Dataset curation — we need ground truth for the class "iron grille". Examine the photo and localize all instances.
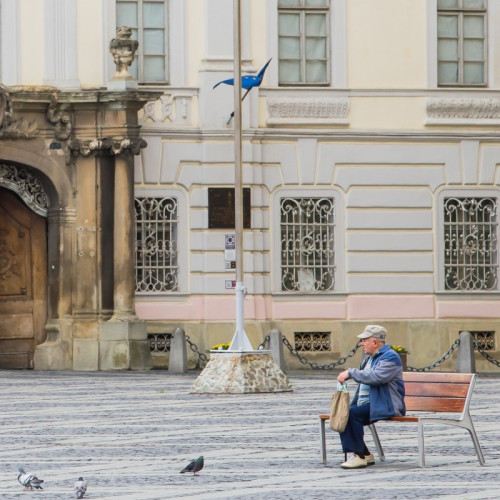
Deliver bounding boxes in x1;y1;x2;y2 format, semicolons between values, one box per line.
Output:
444;197;498;291
148;333;172;353
460;331;495;351
280;197;335;292
135;197;179;292
294;332;331;352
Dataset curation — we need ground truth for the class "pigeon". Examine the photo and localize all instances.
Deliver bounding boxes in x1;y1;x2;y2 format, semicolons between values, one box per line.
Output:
18;467;44;490
180;455;204;476
74;477;88;498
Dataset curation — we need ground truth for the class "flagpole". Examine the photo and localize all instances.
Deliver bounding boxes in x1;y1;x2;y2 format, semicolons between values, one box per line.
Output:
229;0;252;351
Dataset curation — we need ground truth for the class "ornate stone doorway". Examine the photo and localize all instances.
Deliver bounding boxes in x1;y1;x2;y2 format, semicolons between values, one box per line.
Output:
0;188;47;369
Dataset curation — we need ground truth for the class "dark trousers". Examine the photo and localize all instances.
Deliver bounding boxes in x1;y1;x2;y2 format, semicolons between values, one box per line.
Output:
339;403;371;455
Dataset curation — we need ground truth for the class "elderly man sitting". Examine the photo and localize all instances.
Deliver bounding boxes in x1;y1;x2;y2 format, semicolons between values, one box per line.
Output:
336;325;406;469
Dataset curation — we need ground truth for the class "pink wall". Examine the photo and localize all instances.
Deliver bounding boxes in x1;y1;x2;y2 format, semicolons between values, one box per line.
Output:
136;294;498;321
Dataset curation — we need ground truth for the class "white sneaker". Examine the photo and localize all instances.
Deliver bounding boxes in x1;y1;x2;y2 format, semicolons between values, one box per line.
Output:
365;453;375;466
340;454;368;469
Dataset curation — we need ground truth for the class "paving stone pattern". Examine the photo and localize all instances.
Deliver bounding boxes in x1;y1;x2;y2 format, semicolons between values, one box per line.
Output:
0;370;499;499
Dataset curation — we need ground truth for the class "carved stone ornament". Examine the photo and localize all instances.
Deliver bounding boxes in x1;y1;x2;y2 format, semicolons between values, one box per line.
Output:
0;163;49;217
110;26;139;80
47;92;72;140
68;137;147;159
0;228;22;282
427;97;500;123
267;97;350;125
0;84;39;139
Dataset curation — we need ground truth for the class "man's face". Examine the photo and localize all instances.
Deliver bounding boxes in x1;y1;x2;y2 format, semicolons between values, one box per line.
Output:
361;337;381;355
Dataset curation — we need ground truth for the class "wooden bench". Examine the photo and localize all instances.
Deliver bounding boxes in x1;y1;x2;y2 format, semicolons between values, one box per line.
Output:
319;372;485;467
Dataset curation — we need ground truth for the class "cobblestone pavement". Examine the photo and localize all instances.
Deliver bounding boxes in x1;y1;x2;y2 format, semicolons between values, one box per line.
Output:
0;369;499;500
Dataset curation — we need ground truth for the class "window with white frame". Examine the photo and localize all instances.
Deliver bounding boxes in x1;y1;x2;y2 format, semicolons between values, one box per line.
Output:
116;0;168;83
280;196;336;292
437;0;487;86
135;197;178;292
443;196;498;291
278;0;329;85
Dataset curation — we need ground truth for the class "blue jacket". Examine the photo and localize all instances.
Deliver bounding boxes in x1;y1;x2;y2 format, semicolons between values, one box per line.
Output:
347;344;406;422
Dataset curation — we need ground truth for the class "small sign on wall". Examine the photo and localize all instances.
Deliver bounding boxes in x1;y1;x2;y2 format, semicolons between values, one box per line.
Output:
225;234;236;271
225;233;236;260
225;260;236;271
208;187;251;229
225;280;236;289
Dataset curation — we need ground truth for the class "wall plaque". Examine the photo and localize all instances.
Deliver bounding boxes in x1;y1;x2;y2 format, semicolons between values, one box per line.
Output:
208;187;251;229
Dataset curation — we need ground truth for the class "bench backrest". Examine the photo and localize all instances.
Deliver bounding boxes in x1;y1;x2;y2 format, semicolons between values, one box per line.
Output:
402;372;476;413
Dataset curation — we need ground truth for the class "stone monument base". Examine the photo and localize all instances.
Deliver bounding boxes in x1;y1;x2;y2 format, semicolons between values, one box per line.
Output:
190;351;293;394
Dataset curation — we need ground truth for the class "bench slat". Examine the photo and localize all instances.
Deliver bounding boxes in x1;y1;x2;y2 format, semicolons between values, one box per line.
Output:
404;381;470;398
402;372;474;384
404;396;465;413
389;416;419;422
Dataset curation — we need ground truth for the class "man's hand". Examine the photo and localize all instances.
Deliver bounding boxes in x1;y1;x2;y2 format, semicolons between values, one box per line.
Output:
337;369;349;384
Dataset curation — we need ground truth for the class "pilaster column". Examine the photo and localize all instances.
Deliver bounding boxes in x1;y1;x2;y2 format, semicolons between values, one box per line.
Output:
111;152;137;320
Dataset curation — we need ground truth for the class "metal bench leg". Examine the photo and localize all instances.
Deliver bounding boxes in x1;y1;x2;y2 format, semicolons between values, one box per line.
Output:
417;420;425;468
368;424;385;462
462;416;486;466
319;418;327;465
468;427;485;466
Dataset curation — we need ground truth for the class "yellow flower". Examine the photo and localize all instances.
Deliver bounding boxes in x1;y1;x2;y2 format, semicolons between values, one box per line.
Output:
211;342;230;350
391;344;409;354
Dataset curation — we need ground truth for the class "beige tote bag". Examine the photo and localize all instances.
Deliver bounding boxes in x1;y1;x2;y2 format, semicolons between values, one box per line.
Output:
329;383;350;432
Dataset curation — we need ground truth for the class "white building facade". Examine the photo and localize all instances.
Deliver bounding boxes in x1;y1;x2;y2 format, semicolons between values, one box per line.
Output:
1;0;499;371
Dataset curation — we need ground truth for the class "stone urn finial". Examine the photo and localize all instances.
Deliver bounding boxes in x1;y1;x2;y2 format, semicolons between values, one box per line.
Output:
110;26;139;81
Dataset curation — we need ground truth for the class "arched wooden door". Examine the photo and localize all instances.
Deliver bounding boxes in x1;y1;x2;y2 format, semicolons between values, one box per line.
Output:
0;188;47;368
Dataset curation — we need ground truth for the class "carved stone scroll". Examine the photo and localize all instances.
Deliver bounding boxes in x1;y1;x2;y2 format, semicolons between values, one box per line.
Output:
426;97;500;124
68;137;147;160
267;97;350;125
0;84;39;139
47;93;72;140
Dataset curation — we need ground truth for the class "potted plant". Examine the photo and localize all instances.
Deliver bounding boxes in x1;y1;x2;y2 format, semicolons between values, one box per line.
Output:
391;345;409;371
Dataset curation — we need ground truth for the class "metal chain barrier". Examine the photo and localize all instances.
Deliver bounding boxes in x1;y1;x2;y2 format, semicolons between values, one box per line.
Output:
281;337;361;370
276;335;464;372
186;333;500;371
473;338;500;368
258;335;270;350
185;335;209;363
406;338;461;372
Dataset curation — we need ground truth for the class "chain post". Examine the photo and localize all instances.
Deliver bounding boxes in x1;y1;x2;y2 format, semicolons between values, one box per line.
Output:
473;338;500;368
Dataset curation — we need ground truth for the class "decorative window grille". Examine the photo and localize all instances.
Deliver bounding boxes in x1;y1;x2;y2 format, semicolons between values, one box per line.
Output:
437;0;487;86
294;332;331;352
460;330;495;350
135;197;178;293
444;197;498;291
116;0;168;83
278;0;329;85
148;333;172;353
280;197;335;292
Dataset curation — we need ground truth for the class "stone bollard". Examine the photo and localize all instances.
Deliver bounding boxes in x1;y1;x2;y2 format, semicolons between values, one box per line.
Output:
168;327;188;374
269;329;286;372
456;331;476;373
